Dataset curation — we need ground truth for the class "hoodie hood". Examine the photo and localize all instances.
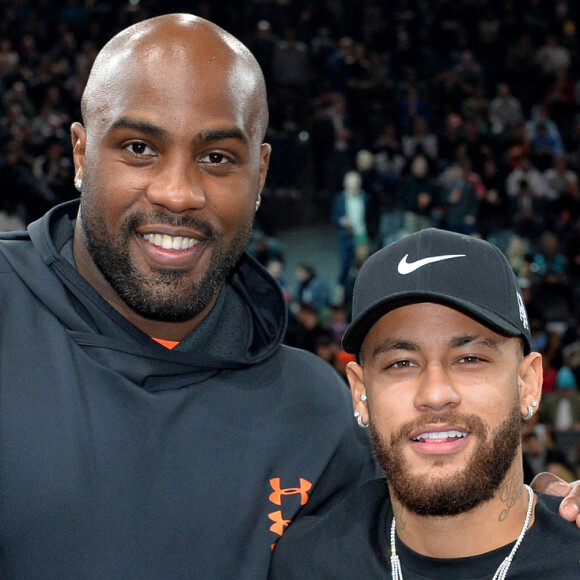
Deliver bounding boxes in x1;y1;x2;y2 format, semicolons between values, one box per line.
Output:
0;201;287;384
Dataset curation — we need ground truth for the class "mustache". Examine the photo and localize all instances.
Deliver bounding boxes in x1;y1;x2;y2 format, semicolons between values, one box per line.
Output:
389;411;488;446
126;211;217;237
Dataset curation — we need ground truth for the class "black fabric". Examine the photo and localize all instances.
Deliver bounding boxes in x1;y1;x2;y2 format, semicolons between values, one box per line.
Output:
268;478;580;579
0;201;377;579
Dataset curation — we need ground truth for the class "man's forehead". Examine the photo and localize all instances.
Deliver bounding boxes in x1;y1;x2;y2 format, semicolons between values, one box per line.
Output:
361;303;511;358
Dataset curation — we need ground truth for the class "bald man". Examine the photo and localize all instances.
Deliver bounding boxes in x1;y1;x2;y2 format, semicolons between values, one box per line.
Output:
0;14;375;579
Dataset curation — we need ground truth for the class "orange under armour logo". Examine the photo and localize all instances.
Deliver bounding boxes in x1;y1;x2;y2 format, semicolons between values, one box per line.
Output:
268;510;290;536
267;477;313;541
269;477;312;506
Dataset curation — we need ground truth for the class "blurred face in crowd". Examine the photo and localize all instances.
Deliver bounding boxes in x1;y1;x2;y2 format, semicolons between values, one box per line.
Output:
71;15;271;335
348;302;542;516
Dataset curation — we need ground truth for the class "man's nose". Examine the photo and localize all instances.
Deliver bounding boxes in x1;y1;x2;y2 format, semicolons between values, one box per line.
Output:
413;362;461;412
146;161;206;213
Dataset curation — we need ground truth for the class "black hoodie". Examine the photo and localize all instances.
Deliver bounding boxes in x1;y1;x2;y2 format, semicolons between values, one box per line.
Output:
0;201;375;579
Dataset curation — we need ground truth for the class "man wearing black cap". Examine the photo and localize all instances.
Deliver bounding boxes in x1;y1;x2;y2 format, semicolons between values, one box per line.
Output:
269;228;580;578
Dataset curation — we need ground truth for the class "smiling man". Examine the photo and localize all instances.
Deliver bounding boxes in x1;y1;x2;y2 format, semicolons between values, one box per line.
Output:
0;14;377;579
269;229;580;579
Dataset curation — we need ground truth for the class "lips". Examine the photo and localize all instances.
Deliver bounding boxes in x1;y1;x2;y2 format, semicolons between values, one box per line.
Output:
135;226;206;269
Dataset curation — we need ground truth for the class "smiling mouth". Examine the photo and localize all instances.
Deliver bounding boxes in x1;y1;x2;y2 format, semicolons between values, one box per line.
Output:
141;233;200;251
412;430;469;442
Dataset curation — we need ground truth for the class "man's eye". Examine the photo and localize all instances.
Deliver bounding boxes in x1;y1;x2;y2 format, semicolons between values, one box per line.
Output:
127;142;154;156
201;153;230;164
390;360;415;369
458;356;483;364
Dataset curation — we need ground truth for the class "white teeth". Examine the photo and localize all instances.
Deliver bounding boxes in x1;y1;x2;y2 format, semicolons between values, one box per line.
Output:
142;234;198;250
413;430;468;441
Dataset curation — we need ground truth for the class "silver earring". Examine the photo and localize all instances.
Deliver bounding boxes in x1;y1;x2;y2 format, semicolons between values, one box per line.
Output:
531;400;538;407
357;414;369;429
255;198;261;211
74;178;82;192
361;394;367;402
524;405;534;421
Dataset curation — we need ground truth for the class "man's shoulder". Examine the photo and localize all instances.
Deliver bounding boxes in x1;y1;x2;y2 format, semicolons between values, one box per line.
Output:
269;478;389;578
533;491;580;538
514;492;580;577
277;344;351;400
0;231;32;274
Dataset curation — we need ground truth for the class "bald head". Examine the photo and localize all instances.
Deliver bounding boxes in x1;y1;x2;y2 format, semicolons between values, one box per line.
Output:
81;13;269;141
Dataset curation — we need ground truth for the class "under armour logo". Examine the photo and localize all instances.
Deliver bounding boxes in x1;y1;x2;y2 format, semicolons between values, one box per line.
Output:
268;511;291;536
269;477;312;506
267;477;313;542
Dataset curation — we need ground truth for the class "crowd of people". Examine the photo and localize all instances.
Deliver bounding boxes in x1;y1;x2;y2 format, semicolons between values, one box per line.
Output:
1;1;580;477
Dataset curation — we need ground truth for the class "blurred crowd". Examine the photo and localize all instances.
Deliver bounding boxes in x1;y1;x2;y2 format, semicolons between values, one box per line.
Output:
2;0;580;477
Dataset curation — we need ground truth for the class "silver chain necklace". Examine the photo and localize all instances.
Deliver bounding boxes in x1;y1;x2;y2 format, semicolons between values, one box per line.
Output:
390;485;534;580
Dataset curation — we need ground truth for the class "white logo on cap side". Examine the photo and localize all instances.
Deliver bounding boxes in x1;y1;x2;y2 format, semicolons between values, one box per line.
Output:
397;253;466;275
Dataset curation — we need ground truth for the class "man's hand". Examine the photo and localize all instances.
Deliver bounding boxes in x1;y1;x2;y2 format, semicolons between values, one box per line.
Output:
531;473;580;526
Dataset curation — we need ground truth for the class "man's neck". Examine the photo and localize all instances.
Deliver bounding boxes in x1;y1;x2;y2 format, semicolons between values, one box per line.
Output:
391;475;535;559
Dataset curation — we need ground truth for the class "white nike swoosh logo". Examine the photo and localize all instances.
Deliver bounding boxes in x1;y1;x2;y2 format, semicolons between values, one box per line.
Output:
397;253;466;274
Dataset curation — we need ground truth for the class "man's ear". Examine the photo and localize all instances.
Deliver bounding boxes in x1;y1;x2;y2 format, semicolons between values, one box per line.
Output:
70;122;87;185
519;351;543;419
346;361;369;425
258;142;271;192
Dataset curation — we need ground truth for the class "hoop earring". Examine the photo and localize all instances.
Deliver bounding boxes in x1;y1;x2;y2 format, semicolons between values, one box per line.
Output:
354;411;369;429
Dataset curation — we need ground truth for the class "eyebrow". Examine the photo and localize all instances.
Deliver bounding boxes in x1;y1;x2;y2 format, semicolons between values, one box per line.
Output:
367;334;499;362
109;117;249;147
109;118;170;142
369;339;419;362
449;334;500;350
193;128;249;146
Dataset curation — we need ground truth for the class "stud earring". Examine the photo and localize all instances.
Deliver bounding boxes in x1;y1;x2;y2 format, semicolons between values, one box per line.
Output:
255;198;261;211
74;178;82;192
361;394;367;402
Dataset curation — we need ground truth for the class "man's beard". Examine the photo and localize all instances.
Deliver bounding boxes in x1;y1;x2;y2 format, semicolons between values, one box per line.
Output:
371;400;522;516
79;197;253;322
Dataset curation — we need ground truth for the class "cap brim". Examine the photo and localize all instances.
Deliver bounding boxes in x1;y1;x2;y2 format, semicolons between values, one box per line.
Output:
342;291;530;356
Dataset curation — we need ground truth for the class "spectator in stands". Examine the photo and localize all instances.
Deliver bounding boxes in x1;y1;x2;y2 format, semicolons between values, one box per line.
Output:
331;170;371;288
523;431;576;484
510;178;546;242
398;153;438;234
544;153;578;198
529;122;566;171
488;82;525;136
538;366;580;432
293;263;330;315
506;155;554;199
401;116;438;164
535;32;572;79
443;162;479;235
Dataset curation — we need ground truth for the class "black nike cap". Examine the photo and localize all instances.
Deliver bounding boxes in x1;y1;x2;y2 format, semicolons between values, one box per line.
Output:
342;228;531;357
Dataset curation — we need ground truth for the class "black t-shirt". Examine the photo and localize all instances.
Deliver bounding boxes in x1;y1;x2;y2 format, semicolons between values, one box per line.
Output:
268;478;580;579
